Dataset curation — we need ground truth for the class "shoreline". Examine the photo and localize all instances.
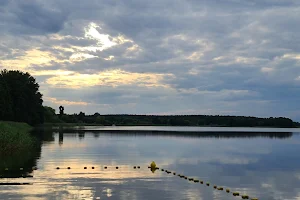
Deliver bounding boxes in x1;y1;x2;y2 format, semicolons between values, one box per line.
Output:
41;123;300;129
39;124;300;133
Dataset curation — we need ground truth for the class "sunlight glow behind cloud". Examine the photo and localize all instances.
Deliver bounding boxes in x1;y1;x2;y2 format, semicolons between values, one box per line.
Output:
46;69;175;89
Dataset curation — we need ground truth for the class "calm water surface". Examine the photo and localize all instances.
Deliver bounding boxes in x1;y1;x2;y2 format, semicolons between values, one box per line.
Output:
1;126;300;200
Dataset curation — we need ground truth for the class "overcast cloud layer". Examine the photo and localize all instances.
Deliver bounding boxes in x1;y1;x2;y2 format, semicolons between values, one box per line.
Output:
1;0;300;120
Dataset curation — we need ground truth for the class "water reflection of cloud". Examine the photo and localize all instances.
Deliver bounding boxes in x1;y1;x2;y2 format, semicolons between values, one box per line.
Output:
262;183;272;188
2;132;300;200
177;156;259;165
120;190;137;200
181;188;202;200
104;188;112;197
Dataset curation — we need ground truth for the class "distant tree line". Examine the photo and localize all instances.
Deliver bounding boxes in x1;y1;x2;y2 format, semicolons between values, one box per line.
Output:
0;70;44;125
53;110;298;128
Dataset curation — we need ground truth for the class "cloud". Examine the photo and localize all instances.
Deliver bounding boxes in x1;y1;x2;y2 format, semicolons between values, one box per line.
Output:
44;97;90;106
45;69;174;88
1;0;300;120
9;0;67;35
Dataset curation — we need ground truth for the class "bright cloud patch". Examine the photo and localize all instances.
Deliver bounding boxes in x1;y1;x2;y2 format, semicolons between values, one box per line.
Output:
70;53;98;62
46;69;174;88
282;54;300;60
84;23;117;51
83;22;135;52
44;97;90;106
0;49;66;70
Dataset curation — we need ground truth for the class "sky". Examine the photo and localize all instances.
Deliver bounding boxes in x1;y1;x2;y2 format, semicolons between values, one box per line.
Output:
0;0;300;120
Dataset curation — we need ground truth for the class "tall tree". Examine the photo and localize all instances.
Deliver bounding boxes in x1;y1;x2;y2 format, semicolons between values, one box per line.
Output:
0;74;13;120
0;69;44;125
59;105;64;115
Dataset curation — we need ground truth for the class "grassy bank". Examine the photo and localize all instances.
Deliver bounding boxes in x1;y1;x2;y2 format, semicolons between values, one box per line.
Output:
0;121;35;155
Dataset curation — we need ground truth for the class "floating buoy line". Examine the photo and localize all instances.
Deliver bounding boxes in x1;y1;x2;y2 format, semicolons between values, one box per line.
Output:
148;161;258;200
0;161;259;199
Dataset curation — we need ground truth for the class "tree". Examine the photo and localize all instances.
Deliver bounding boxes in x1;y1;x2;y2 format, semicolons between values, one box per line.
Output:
95;116;105;124
93;112;101;117
59;106;64;115
0;75;13;120
0;69;44;125
78;112;85;122
152;117;162;124
43;106;62;123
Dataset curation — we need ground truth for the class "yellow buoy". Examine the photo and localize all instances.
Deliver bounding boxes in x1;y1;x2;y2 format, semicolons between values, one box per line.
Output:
150;161;156;169
151;167;158;173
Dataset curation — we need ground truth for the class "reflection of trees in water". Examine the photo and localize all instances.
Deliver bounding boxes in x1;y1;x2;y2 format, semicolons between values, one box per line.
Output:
37;129;293;149
58;128;64;146
93;132;100;138
78;132;85;140
48;132;99;146
32;128;55;144
0;129;55;179
0;138;41;178
59;132;63;146
59;126;64;146
116;131;293;139
55;129;293;139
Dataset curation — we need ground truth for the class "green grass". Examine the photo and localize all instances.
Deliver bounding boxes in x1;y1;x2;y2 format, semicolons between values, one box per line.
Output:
0;121;35;155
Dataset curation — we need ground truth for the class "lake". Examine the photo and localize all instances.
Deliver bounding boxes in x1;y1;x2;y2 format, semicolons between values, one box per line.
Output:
1;126;300;200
